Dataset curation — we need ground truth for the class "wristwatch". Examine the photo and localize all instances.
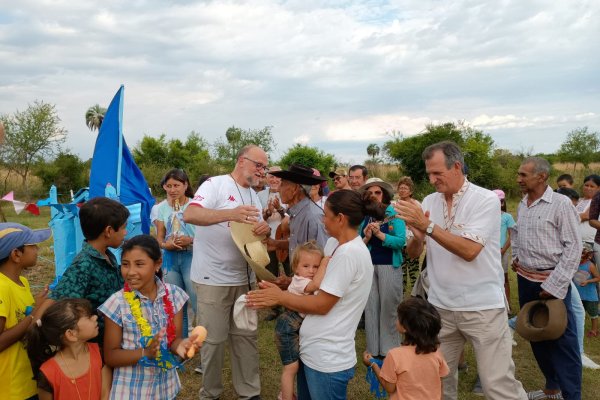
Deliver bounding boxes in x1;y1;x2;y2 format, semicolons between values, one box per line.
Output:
425;222;435;236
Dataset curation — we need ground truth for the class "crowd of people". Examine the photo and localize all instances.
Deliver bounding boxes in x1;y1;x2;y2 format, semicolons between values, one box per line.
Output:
0;142;598;400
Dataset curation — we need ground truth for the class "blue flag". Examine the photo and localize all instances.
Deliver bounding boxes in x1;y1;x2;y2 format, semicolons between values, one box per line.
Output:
89;85;155;233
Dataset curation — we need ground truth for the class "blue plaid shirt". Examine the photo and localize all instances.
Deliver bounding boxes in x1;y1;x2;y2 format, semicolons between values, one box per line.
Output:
98;279;188;400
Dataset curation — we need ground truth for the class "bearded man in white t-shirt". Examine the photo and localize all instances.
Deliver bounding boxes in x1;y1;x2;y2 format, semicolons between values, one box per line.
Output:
183;144;271;400
395;141;526;400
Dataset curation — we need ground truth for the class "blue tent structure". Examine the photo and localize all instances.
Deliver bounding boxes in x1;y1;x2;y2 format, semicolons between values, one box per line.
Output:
39;85;155;286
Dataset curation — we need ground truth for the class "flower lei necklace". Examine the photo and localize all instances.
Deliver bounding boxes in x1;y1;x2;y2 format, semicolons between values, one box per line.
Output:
123;281;179;370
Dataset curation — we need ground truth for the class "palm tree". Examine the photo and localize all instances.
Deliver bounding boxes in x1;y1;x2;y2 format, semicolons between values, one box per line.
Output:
367;143;380;160
85;104;107;132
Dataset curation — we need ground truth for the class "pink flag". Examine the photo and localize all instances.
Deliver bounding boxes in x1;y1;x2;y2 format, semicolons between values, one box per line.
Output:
1;191;14;201
1;191;41;215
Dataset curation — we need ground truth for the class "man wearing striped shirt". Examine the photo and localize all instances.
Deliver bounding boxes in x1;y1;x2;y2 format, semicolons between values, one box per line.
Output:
512;156;582;400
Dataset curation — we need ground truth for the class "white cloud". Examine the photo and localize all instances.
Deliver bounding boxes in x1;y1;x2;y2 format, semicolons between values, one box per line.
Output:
0;0;599;161
324;114;435;141
294;135;310;145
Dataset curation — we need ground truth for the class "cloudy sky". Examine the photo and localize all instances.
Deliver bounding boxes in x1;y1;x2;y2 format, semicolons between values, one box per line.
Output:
1;0;599;164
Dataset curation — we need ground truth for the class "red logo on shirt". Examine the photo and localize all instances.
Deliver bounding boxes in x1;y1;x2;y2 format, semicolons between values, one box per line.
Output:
193;195;204;201
228;195;236;202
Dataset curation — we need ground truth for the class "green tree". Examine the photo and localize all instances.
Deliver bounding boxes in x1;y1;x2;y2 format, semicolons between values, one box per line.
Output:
213;126;276;169
85;104;107;132
366;143;380;160
34;151;87;200
492;148;524;198
133;131;215;193
277;144;336;176
557;126;600;169
133;134;169;166
0;101;66;190
384;122;463;182
462;126;498;187
383;122;498;188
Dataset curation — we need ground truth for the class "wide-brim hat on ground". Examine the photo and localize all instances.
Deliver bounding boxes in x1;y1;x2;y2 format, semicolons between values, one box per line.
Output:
515;299;567;342
269;164;327;186
0;222;52;259
230;221;276;281
358;178;395;199
328;168;348;178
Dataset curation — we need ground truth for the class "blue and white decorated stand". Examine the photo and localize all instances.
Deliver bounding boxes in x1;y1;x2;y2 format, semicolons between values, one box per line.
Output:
39;85;155;286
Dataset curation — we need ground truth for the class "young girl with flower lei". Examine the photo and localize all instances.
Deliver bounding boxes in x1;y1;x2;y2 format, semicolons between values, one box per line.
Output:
98;235;201;399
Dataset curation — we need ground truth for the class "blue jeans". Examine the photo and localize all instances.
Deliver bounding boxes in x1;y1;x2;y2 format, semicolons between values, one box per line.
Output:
297;360;354;400
570;281;585;354
518;276;581;399
164;250;195;337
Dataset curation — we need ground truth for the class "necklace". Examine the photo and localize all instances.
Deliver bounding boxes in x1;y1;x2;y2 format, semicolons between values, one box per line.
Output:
59;347;91;400
443;182;470;231
230;174;253;206
123;282;178;370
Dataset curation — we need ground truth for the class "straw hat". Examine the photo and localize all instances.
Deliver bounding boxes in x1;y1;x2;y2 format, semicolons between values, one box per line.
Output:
515;299;567;342
358;177;395;199
230;221;276;281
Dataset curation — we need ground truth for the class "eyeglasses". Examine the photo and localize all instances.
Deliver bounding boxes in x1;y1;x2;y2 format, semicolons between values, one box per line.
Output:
243;157;269;172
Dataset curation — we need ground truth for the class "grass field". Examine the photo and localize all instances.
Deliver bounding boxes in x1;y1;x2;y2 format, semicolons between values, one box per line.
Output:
5;205;599;400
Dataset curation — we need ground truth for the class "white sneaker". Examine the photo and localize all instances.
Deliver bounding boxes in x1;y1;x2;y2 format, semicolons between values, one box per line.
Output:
582;353;600;369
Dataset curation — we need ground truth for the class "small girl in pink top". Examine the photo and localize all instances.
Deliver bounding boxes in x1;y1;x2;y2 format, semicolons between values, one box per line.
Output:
363;297;449;400
275;241;329;400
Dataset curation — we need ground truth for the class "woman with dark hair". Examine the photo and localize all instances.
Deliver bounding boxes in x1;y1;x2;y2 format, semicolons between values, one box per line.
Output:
247;189;373;399
358;178;406;361
156;168;196;337
396;176;421;292
577;174;600;247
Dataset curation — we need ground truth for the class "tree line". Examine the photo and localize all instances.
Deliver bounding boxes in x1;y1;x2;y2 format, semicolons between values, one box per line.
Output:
1;101;599;201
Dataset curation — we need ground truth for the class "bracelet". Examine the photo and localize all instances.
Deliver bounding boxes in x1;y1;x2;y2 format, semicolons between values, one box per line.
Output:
141;347;145;359
371;362;377;369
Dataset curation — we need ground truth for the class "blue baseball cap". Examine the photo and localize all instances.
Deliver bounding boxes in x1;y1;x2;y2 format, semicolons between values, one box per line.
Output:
0;223;51;259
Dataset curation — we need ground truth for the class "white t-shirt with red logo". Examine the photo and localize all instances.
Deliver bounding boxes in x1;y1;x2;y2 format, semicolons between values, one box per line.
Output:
189;174;263;286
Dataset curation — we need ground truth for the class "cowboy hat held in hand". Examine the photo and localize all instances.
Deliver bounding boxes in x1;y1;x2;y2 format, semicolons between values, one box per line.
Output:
230;221;276;281
515;299;567;342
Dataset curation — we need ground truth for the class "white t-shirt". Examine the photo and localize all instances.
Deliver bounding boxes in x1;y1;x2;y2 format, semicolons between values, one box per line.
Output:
189;175;263;286
150;199;167;229
576;198;596;243
423;183;505;311
257;190;285;239
300;236;373;373
289;275;312;318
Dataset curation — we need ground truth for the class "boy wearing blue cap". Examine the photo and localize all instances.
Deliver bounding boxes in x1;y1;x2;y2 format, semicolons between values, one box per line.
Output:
0;222;51;400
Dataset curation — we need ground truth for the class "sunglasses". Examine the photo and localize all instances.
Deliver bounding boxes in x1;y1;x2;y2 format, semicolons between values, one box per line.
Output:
333;175;346;182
